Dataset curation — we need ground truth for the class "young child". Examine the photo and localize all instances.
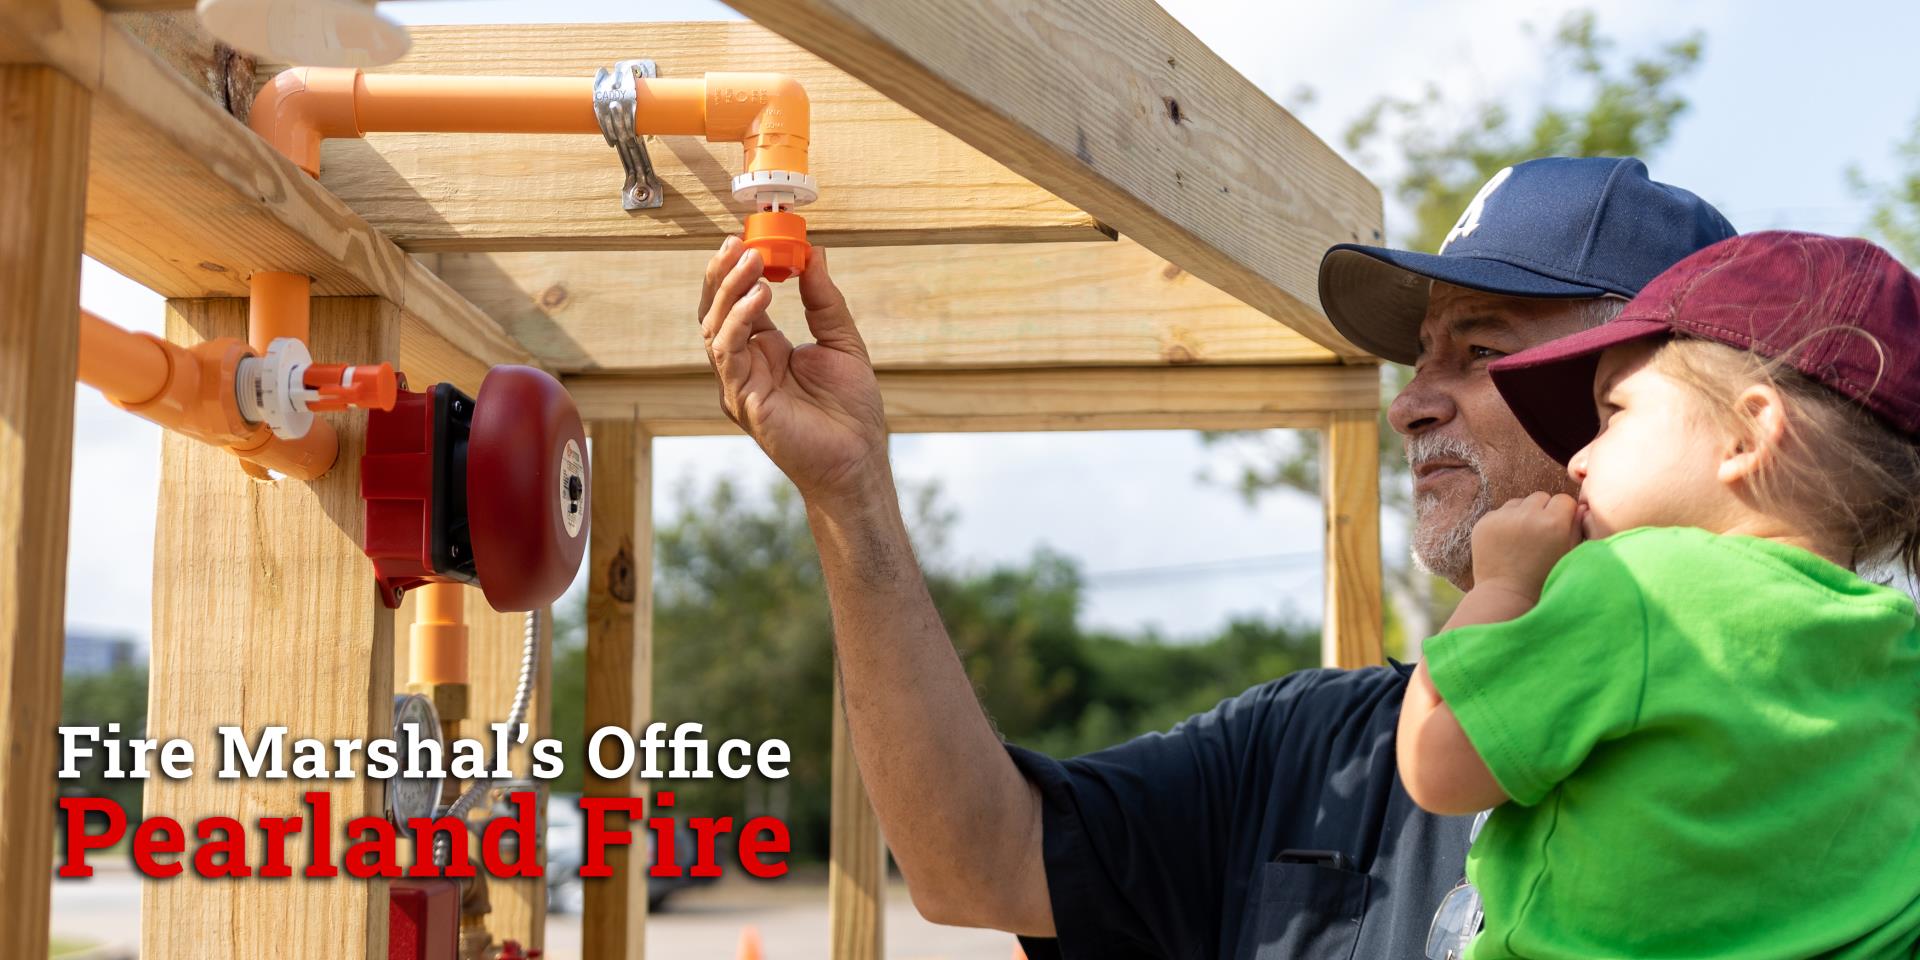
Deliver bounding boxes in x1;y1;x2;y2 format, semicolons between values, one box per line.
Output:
1398;230;1920;959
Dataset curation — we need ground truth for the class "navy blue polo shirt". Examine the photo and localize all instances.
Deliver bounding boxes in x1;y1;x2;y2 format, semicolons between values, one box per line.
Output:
1006;662;1472;959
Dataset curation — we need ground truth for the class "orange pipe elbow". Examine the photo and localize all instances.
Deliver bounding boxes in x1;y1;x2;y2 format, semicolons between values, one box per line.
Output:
409;581;469;685
701;72;811;176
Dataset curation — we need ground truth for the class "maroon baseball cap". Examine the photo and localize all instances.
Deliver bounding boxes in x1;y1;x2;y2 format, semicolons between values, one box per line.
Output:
1488;230;1920;464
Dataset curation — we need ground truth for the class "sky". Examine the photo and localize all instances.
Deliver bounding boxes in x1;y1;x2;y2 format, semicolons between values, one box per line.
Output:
64;0;1920;646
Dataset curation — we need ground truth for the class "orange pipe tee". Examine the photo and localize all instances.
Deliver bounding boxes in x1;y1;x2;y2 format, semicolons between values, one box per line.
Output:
76;308;338;481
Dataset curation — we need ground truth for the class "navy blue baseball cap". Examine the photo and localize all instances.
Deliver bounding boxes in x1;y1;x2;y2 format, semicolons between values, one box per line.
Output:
1318;157;1736;365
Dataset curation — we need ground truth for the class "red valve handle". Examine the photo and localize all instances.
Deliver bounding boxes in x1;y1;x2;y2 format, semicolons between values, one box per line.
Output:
304;362;398;412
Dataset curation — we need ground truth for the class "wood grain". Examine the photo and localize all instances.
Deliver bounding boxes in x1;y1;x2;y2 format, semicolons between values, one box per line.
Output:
436;238;1334;374
258;22;1106;251
0;65;88;960
723;0;1381;357
142;297;399;960
465;599;553;954
565;364;1376;435
583;421;654;960
829;671;885;960
1322;409;1384;667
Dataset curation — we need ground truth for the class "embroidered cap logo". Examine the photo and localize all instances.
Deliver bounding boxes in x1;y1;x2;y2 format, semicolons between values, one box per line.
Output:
1439;167;1513;253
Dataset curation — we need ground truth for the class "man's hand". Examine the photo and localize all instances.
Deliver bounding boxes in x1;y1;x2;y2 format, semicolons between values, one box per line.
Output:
1469;492;1584;601
699;237;890;505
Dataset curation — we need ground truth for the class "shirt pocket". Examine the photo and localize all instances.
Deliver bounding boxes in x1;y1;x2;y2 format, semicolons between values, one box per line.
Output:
1247;861;1369;960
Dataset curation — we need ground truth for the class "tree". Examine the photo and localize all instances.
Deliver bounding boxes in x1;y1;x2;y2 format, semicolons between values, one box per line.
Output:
62;664;150;817
1852;108;1920;266
547;477;1322;861
1209;10;1705;653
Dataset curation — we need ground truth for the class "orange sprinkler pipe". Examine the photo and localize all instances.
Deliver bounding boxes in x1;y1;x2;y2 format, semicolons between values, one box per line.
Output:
250;67;807;177
250;66;814;278
409;581;469;685
248;270;310;353
76;308;338;481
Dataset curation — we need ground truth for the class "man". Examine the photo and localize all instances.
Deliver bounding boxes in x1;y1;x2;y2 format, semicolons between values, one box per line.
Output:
695;157;1733;958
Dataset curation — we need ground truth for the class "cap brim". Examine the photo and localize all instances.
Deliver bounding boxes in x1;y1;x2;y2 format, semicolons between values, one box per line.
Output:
1319;245;1611;365
1488;318;1675;463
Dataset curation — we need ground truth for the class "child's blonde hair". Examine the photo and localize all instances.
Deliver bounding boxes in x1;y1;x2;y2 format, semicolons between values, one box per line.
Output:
1651;335;1920;582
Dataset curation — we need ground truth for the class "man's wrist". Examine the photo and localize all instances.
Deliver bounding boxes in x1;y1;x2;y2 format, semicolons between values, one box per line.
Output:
801;454;898;522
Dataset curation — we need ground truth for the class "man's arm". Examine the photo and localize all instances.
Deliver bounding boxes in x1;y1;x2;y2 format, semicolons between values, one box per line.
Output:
699;238;1054;934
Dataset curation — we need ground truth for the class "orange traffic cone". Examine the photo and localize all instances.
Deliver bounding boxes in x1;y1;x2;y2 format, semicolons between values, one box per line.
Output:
736;925;764;960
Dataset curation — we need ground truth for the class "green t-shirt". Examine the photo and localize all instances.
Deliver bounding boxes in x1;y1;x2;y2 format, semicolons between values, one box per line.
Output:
1425;526;1920;960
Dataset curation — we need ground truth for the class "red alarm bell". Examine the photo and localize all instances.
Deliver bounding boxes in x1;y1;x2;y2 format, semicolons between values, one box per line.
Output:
360;365;588;611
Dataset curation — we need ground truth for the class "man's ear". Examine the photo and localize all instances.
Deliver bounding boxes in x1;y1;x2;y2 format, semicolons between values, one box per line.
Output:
1717;383;1789;486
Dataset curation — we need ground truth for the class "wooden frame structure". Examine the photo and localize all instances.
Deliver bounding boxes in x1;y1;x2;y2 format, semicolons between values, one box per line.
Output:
0;1;1386;958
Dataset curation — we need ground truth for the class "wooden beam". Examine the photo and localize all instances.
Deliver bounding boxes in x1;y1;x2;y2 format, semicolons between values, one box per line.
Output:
465;599;553;955
262;22;1107;252
436;238;1335;374
584;421;653;960
565;364;1376;435
1322;409;1383;668
111;11;253;119
0;10;530;392
0;0;102;86
0;65;88;960
143;297;398;960
722;0;1381;358
829;671;884;960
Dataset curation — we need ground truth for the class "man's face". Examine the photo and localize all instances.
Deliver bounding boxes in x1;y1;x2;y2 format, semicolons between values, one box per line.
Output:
1389;282;1599;589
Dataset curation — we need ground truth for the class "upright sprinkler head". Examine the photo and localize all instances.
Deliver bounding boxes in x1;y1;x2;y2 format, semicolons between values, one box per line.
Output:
197;0;410;68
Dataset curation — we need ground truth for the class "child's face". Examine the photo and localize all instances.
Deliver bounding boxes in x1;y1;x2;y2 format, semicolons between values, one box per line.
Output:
1566;342;1738;541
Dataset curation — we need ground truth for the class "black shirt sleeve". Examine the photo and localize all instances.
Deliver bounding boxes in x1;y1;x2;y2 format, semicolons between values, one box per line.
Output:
1006;669;1337;959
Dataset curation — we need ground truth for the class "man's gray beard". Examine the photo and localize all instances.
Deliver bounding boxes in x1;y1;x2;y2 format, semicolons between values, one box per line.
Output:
1408;434;1492;588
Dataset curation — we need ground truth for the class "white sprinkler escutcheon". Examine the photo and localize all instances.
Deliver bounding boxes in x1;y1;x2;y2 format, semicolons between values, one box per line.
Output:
731;170;819;211
235;336;318;440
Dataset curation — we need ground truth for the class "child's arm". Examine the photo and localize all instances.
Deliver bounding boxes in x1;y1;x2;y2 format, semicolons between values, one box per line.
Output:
1397;492;1584;815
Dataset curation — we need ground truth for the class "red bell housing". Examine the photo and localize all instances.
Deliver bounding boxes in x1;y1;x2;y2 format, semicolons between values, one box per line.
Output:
361;365;588;611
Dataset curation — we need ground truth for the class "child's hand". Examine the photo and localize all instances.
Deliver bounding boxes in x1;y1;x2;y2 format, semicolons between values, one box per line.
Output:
1469;492;1584;600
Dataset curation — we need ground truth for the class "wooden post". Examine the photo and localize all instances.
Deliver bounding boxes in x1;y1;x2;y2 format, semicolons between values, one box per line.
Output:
1323;408;1384;668
466;598;553;953
142;296;399;960
829;670;885;960
0;64;89;960
583;420;651;960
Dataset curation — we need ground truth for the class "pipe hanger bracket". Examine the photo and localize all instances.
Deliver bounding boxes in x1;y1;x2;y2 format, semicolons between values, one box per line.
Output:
594;58;667;211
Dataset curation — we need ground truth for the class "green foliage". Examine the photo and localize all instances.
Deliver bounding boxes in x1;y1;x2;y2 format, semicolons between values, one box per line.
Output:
1852;109;1920;266
1345;10;1704;255
61;664;150;817
547;478;1320;862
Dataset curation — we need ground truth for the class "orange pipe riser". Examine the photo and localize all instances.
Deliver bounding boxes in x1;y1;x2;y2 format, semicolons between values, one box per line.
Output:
249;271;311;354
252;68;809;177
409;581;469;686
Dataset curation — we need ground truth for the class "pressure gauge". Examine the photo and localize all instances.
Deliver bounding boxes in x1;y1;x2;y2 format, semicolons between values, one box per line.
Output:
388;693;443;825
